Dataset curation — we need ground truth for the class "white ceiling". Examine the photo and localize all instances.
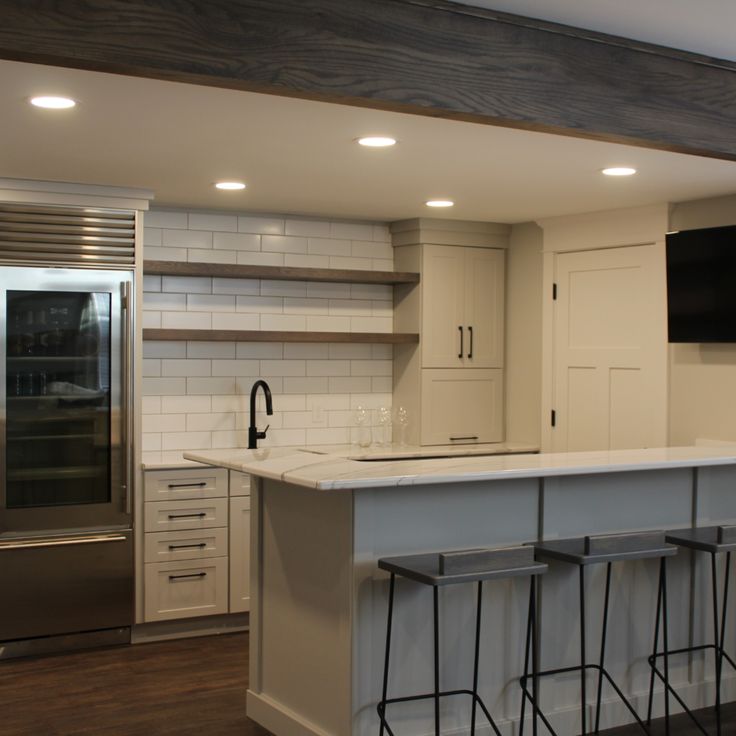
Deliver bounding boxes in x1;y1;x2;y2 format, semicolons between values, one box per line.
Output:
2;1;736;224
451;0;736;61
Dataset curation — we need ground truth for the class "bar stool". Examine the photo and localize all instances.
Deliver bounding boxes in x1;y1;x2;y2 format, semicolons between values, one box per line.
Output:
520;531;678;736
377;546;547;736
648;525;736;736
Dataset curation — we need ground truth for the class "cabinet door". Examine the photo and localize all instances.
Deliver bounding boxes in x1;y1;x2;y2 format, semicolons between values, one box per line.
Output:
229;496;251;613
421;245;466;368
420;369;504;445
464;248;505;368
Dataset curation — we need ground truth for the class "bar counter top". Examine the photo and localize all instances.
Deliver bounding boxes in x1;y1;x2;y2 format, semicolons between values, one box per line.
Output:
184;444;736;490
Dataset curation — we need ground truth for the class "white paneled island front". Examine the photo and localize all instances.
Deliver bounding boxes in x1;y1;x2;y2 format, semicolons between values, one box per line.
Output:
185;445;736;736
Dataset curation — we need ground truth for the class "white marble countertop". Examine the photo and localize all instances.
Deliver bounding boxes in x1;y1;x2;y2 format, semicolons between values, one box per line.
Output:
183;444;736;490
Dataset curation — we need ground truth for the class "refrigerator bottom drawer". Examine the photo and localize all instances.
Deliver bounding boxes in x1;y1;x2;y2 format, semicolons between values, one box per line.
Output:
0;531;133;642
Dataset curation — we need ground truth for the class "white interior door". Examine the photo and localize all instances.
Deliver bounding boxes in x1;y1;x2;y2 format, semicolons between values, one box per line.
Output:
552;244;667;452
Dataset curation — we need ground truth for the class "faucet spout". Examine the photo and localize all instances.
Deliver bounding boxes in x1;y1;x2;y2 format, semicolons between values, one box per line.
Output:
248;380;273;449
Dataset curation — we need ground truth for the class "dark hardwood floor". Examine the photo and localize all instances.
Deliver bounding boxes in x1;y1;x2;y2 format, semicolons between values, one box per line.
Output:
0;631;731;735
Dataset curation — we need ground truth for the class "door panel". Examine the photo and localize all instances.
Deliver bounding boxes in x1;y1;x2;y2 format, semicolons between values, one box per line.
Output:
552;245;667;452
464;248;504;368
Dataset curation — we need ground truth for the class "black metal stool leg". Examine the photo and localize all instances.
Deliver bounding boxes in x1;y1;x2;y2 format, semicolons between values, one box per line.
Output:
662;557;670;736
433;585;440;736
379;573;395;736
594;562;612;733
520;576;534;736
471;580;483;736
532;575;540;736
647;562;663;726
719;552;731;734
711;552;722;736
580;565;587;736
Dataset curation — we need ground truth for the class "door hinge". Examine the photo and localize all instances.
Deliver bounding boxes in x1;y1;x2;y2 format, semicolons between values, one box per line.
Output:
552;282;557;300
551;409;556;427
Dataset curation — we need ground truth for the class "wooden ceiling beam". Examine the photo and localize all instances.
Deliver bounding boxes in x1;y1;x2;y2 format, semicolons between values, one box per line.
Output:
0;0;735;159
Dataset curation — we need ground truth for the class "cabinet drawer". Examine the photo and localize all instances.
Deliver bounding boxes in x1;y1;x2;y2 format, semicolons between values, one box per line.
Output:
144;467;228;502
144;498;228;533
144;528;229;564
421;368;504;445
229;470;251;497
144;557;228;622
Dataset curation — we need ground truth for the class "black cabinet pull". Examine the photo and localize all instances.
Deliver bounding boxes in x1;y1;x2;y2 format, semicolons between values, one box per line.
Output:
168;543;208;550
458;326;464;359
167;512;207;520
468;325;473;359
449;435;479;441
167;482;207;489
168;572;207;581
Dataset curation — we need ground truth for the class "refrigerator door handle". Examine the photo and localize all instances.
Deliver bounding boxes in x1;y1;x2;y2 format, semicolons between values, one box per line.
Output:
121;281;133;516
0;534;127;550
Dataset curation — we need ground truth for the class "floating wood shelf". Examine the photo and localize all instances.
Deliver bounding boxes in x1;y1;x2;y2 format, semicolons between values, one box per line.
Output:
143;329;419;344
144;260;419;285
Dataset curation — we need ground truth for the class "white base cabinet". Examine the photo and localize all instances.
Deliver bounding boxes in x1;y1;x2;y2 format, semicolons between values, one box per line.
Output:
142;467;250;622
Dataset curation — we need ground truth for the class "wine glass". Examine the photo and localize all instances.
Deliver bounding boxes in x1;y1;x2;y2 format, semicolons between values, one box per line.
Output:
354;405;371;448
394;406;409;447
377;406;392;448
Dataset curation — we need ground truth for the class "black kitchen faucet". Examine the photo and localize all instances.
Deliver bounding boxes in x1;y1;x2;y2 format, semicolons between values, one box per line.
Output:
248;379;273;449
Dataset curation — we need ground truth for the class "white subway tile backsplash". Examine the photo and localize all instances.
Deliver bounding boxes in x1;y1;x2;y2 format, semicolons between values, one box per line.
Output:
142;359;161;377
188;248;236;264
144;414;186;433
282;376;328;394
213;232;260;251
262;235;308;254
307;238;350;257
373;224;391;242
352;359;392;376
283;297;329;316
163;229;213;249
306;282;351;300
236;251;285;267
145;210;188;229
283;343;329;360
329;376;371;393
236;295;283;313
372;344;394;359
235;376;283;395
162;276;212;294
328;410;353;427
264;429;307;447
266;394;306;411
187;294;236;312
238;216;284;235
187;341;236;359
351;240;394;260
143;377;186;395
211;313;260;330
306;427;350;445
329;256;372;271
282;411;325;429
186;413;235;431
306;360;350;377
143;228;163;246
372;376;393;393
143;340;187;359
285;219;331;237
161;395;211;414
162;432;212;451
260;360;306;377
373;259;394;271
330;221;375;240
328;343;372;360
187;377;237;395
144;292;186;311
350;316;392;333
305;393;351;411
161;359;211;377
372;301;393;318
145;246;187;262
189;213;238;232
211;359;260;376
143;275;161;292
143;433;162;452
305;315;350;332
211;430;249;449
260;314;306;331
351;283;392;301
142;311;161;328
236;342;283;359
328;299;372;317
142;396;161;414
284;254;329;269
260;280;307;298
213;278;260;295
161;311;211;330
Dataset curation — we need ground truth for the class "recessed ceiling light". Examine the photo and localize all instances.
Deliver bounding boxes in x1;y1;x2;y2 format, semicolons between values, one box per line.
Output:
601;167;637;176
30;96;76;109
356;136;397;147
425;199;454;208
214;181;246;191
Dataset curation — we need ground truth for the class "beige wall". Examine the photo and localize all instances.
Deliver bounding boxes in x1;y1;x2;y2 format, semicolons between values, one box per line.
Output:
668;194;736;445
505;222;544;444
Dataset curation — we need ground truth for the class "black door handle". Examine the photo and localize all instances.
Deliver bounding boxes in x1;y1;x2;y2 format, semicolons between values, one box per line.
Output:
468;326;473;359
458;326;463;359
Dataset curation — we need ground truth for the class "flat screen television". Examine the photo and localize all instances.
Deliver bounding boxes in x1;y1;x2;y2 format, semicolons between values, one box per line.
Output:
666;225;736;343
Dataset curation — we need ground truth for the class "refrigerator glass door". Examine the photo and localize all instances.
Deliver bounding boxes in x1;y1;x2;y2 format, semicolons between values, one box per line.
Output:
0;266;131;535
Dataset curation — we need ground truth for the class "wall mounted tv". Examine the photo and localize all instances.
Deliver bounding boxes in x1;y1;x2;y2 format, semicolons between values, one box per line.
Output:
666;224;736;343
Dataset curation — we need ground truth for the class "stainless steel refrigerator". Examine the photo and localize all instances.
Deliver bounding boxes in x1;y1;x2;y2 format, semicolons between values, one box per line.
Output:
0;264;134;656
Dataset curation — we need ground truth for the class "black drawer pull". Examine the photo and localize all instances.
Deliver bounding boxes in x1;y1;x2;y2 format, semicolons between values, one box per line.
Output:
468;325;473;359
168;572;207;581
167;482;208;489
167;512;207;520
449;435;479;441
168;543;208;551
458;325;464;359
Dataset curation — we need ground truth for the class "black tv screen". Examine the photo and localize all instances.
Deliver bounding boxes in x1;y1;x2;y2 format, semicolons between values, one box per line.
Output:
666;225;736;343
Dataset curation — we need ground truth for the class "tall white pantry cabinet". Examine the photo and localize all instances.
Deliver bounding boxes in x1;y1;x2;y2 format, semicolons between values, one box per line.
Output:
392;219;509;446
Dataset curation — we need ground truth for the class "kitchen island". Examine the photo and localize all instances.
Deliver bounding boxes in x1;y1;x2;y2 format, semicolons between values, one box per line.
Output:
185;445;736;736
